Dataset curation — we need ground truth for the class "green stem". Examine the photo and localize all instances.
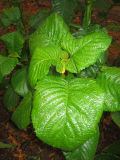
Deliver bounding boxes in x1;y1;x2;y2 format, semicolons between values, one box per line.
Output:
69;23;80;28
82;2;92;29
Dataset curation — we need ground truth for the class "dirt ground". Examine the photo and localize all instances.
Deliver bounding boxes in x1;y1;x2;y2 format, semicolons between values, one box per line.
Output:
0;0;120;160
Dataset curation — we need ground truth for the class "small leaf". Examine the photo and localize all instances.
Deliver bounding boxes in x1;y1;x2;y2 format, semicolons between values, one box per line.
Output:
3;85;19;111
28;46;64;88
63;127;99;160
95;154;120;160
96;66;120;111
109;23;120;31
0;77;9;90
0;142;14;149
0;55;18;81
11;67;29;96
111;112;120;128
93;0;110;10
0;7;21;27
11;91;32;129
32;76;103;150
0;14;11;28
103;141;120;155
0;31;25;56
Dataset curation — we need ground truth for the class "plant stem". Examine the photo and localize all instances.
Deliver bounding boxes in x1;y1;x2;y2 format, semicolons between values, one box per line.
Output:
83;2;92;29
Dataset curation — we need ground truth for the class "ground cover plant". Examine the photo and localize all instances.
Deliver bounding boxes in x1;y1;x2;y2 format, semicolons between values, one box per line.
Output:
0;0;120;159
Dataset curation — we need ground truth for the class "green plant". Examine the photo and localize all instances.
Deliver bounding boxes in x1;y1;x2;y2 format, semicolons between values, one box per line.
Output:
95;141;120;160
0;142;15;149
1;1;120;160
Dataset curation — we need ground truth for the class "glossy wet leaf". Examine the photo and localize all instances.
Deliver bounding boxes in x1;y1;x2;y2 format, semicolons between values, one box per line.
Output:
29;13;72;55
97;66;120;111
29;13;111;77
3;85;19;111
32;76;103;150
61;31;112;73
11;92;32;129
11;67;29;96
0;31;25;56
0;55;18;81
63;127;99;160
28;46;64;87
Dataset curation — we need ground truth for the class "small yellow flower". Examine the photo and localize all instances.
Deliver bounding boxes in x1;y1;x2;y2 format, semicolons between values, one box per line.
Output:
62;67;65;74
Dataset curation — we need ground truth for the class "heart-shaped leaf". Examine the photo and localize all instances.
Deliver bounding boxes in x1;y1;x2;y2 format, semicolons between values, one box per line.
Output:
32;76;103;150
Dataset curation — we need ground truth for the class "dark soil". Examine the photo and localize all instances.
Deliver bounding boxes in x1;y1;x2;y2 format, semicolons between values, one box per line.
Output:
0;0;120;160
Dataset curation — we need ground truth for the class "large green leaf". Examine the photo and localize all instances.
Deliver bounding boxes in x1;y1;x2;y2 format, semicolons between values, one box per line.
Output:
28;46;64;88
0;55;18;81
96;66;120;111
61;31;112;73
63;127;99;160
29;13;72;55
11;67;29;96
0;31;25;56
0;7;21;28
3;85;19;111
11;92;32;129
32;76;103;150
51;0;77;24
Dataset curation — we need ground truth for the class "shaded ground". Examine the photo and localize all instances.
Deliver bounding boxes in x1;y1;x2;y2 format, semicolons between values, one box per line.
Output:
0;0;120;160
